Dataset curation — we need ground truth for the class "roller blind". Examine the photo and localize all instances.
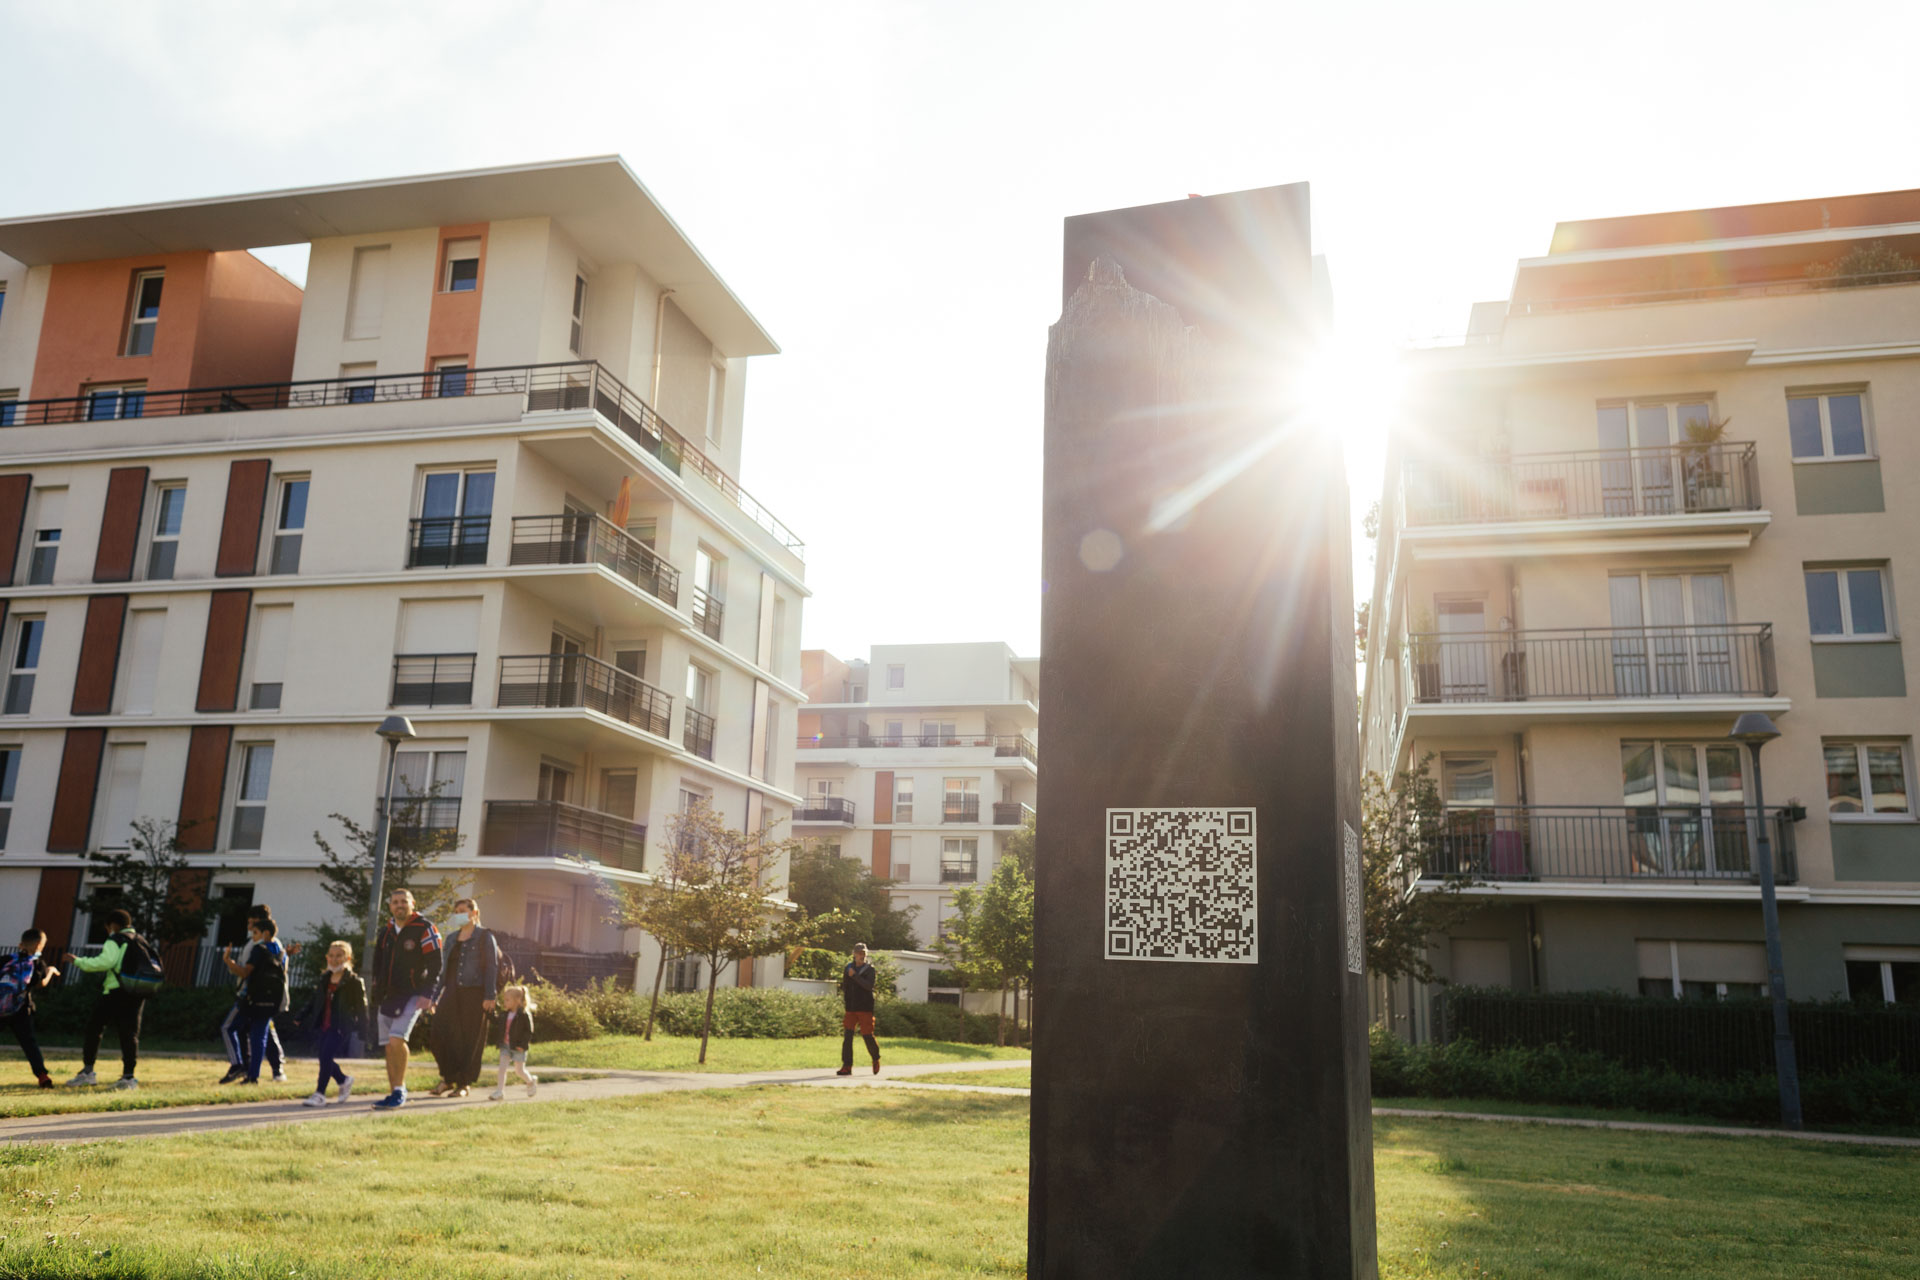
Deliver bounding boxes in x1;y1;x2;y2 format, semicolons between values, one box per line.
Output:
397;598;480;654
347;246;390;339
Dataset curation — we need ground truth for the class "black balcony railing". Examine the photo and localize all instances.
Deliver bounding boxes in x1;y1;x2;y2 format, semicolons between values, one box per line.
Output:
482;799;646;873
0;359;803;558
993;801;1035;826
391;653;477;707
374;794;463;839
1402;442;1762;527
497;653;673;737
941;858;979;884
943;796;981;824
1402;625;1776;703
407;516;491;568
690;586;724;641
683;706;716;760
796;733;1038;763
509;514;680;607
797;796;857;824
1421;805;1799;884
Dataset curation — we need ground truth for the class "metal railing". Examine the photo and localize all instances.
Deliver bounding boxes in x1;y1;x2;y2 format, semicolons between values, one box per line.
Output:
406;515;492;568
391;653;477;707
940;858;979;883
1402;442;1761;527
509;514;680;607
374;793;463;838
993;801;1035;826
1421;805;1798;883
483;799;646;872
1402;625;1776;702
0;359;804;559
690;586;724;641
797;796;856;824
943;796;982;824
683;706;716;760
1506;267;1920;316
497;653;673;737
796;733;1038;763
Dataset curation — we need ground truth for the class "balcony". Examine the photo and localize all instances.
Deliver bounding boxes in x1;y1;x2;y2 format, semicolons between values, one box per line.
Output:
940;857;979;884
373;794;462;842
690;586;724;641
482;800;646;873
407;516;491;568
796;796;857;825
1421;805;1798;886
683;706;716;760
795;733;1038;764
1398;443;1767;559
391;653;477;708
943;797;982;824
993;801;1035;826
497;653;673;738
509;514;679;608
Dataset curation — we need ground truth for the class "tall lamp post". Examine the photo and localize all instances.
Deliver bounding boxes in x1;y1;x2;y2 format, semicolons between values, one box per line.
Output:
363;715;418;965
1730;711;1801;1130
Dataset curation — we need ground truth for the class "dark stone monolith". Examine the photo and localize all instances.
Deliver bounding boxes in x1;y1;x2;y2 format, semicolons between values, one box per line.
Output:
1031;186;1376;1278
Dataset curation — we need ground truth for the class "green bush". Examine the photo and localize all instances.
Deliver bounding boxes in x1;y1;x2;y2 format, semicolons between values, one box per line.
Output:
32;983;237;1042
651;988;842;1039
522;982;601;1042
785;948;901;997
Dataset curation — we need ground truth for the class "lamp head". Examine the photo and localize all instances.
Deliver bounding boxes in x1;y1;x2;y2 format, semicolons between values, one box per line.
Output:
1728;712;1781;747
375;715;418;745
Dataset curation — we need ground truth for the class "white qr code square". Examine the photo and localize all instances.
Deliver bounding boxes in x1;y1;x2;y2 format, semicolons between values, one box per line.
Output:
1105;808;1257;964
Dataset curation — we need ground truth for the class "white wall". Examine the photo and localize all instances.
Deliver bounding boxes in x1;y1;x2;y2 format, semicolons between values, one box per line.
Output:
0;254;49;400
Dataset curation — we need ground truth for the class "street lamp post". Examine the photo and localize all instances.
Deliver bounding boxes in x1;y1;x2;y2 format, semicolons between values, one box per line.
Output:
1730;711;1801;1130
363;716;419;965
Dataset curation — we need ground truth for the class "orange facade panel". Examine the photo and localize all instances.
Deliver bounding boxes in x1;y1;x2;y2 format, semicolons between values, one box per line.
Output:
71;594;128;715
93;466;149;583
0;474;29;588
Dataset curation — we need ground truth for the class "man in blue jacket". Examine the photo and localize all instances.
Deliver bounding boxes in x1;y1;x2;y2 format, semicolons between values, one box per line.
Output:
368;888;442;1110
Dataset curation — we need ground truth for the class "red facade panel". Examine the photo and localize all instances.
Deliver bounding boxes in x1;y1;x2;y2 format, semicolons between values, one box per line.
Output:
195;589;252;713
92;466;150;583
215;459;271;577
48;728;108;853
71;594;129;714
177;725;234;853
0;474;31;587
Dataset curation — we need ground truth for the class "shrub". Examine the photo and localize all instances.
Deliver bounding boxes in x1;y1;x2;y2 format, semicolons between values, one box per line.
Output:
650;988;842;1040
785;948;901;997
32;983;237;1043
522;982;601;1042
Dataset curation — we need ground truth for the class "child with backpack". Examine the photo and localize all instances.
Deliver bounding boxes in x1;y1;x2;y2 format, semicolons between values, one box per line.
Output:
487;984;538;1100
292;940;366;1107
62;908;161;1090
2;929;60;1089
219;905;289;1085
221;916;288;1085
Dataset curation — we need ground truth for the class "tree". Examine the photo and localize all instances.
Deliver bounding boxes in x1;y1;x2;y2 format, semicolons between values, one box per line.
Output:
787;840;921;951
1355;599;1372;661
1361;755;1482;985
74;818;226;946
590;848;691;1042
312;781;468;926
939;829;1035;1046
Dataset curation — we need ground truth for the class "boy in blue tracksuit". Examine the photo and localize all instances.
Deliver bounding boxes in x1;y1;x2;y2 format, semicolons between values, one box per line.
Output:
222;916;288;1084
218;905;288;1084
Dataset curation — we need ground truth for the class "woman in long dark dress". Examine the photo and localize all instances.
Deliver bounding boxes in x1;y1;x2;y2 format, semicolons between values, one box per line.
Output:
427;897;499;1097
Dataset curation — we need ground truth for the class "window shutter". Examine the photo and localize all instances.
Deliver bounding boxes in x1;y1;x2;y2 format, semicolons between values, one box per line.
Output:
47;728;107;853
0;474;29;587
196;589;253;712
71;594;128;715
92;467;149;583
397;598;481;653
176;725;233;853
871;829;892;881
874;770;894;824
216;460;272;577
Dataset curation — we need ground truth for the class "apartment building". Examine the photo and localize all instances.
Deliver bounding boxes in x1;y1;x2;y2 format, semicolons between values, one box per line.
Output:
0;158;807;981
1362;188;1920;1033
795;643;1038;943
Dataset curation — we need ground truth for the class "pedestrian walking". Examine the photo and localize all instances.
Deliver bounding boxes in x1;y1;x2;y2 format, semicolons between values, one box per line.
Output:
487;984;538;1100
222;916;288;1084
62;909;151;1090
836;943;881;1077
1;929;59;1089
292;940;366;1107
368;888;443;1110
427;898;500;1098
218;905;288;1084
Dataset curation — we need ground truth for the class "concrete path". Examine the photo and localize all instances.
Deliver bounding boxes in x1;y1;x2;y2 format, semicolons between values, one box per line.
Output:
0;1057;1029;1146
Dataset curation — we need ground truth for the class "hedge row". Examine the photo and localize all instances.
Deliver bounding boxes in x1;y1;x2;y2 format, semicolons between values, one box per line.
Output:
526;980;1030;1046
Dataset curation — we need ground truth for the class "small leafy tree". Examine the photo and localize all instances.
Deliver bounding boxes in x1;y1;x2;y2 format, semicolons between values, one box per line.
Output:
313;781;468;925
939;838;1034;1045
590;850;691;1042
75;817;225;945
1361;755;1482;985
1808;240;1920;286
788;840;921;951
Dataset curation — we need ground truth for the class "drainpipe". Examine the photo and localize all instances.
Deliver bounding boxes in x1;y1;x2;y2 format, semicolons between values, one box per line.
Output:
650;288;676;407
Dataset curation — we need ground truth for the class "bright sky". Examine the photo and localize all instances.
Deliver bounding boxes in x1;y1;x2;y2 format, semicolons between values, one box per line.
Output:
4;0;1917;658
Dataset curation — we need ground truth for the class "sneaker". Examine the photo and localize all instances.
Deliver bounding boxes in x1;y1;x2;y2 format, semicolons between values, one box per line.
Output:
488;1087;505;1101
337;1075;356;1105
65;1070;97;1087
372;1088;407;1111
272;1072;288;1084
525;1075;538;1098
218;1066;245;1085
111;1077;139;1091
36;1075;54;1090
872;1059;882;1076
834;1066;853;1077
301;1092;329;1108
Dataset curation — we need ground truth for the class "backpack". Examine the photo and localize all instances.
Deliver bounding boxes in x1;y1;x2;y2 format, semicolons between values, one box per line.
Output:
245;940;287;1008
115;932;166;999
495;937;516;990
0;953;36;1018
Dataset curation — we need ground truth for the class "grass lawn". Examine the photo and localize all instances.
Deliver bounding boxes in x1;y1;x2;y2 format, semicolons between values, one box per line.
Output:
526;1033;1031;1073
912;1067;1033;1089
0;1053;443;1119
3;1089;1919;1278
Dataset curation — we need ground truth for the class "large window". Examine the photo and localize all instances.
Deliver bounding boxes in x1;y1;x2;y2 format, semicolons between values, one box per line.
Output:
1621;740;1752;875
943;777;979;823
1788;391;1870;460
441;238;480;293
230;743;275;850
894;776;914;823
394;748;465;836
1596;398;1712;515
84;382;146;421
412;469;493;567
247;605;289;711
433;357;469;398
146;484;185;580
1637;939;1767;1000
1825;740;1912;819
269;477;308;574
941;837;979;883
4;617;42;714
1845;947;1920;1006
124;271;163;356
887;664;906;689
1805;565;1893;639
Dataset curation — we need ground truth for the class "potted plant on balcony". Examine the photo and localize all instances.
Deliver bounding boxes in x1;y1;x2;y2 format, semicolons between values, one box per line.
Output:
1681;415;1734;512
1405;608;1442;701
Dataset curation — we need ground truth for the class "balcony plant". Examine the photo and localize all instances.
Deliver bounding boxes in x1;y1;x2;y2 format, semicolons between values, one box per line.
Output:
1404;607;1442;700
1680;415;1734;512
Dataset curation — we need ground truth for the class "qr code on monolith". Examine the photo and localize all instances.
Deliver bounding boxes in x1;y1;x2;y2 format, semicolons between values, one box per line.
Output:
1105;808;1257;964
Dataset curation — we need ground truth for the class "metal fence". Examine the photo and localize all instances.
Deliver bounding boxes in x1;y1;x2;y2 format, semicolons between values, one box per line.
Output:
796;733;1038;763
391;653;478;707
509;514;680;607
497;653;673;737
1423;805;1798;883
796;796;857;823
683;707;716;760
1402;442;1761;526
406;515;492;568
1403;625;1777;702
482;800;646;872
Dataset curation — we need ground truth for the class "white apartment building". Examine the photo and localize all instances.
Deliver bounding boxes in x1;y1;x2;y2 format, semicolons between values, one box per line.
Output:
0;158;807;982
795;643;1037;943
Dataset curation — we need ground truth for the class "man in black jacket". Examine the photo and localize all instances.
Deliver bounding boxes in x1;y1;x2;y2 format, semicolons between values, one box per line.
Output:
836;944;881;1076
368;888;442;1110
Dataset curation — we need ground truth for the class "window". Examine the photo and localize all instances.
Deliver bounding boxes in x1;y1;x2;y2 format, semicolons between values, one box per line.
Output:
120;609;166;714
1788;391;1870;460
346;246;390;339
941;837;979;883
394;749;465;836
341;362;377;405
27;527;58;586
441;238;481;293
247;605;290;711
0;746;18;848
525;899;564;948
412;469;493;567
1805;565;1892;639
434;357;469;398
892;835;912;883
230;744;274;850
538;762;572;804
4;617;42;714
849;683;867;702
212;885;255;947
1637;939;1767;1000
0;391;16;427
944;778;979;823
1844;947;1920;1006
146;484;185;580
124;271;163;356
686;663;713;713
84;382;145;421
1607;571;1734;695
887;664;906;689
894;776;913;823
922;720;957;745
1621;740;1753;876
569;275;587;354
22;487;62;586
97;744;144;851
705;360;725;444
883;719;903;741
679;787;709;813
270;477;308;574
1825;741;1912;819
390;652;477;707
614;647;645;681
601;769;638;820
1442;757;1497;809
692;546;724;640
1596;398;1712;514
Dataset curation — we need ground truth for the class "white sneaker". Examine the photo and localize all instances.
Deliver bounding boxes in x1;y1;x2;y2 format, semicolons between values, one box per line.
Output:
64;1070;97;1087
272;1072;288;1083
301;1092;328;1108
337;1075;355;1104
488;1087;504;1101
525;1075;538;1098
111;1077;139;1091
